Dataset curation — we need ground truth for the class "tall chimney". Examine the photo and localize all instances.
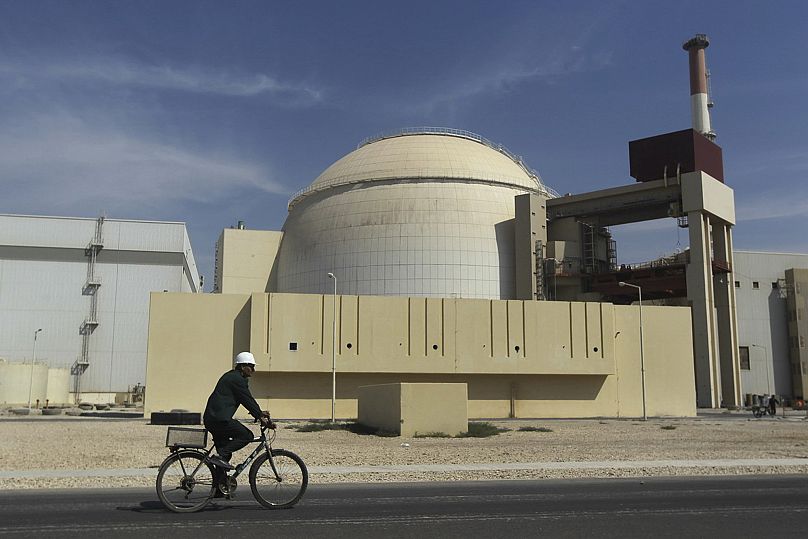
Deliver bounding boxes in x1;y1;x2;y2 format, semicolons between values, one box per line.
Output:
682;34;715;141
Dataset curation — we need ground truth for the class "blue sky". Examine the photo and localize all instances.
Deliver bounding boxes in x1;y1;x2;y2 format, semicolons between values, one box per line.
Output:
1;1;807;285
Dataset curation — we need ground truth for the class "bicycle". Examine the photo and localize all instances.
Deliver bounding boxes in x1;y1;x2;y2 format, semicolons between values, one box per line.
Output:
156;423;308;513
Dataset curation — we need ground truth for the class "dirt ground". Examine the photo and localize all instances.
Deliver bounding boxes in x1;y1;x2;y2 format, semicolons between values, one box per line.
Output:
3;412;808;489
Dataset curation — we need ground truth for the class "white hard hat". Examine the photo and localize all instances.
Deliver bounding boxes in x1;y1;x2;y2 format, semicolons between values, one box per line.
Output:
234;351;256;366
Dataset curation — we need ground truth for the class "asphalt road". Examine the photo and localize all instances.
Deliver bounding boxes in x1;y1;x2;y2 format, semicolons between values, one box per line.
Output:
1;476;806;538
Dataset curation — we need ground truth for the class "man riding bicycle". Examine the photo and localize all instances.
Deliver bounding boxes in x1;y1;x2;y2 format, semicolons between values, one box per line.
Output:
156;353;306;511
203;351;274;472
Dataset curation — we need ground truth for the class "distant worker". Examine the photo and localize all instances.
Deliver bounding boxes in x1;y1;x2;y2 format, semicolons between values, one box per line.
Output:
203;352;273;470
768;394;778;416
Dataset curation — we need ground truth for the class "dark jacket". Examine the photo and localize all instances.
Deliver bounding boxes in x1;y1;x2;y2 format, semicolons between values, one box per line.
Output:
203;369;262;424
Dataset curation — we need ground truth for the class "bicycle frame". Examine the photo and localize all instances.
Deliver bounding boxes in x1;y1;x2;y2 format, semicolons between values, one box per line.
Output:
172;426;282;482
158;424;307;512
229;427;279;480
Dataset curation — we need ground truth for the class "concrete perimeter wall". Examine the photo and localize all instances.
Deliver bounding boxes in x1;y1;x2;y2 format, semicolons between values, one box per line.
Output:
145;292;696;419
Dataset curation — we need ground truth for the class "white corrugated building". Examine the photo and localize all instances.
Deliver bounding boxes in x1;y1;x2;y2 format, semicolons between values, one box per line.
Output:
733;250;808;400
0;214;199;403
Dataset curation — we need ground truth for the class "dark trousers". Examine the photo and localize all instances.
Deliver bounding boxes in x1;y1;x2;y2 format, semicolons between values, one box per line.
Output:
205;419;253;461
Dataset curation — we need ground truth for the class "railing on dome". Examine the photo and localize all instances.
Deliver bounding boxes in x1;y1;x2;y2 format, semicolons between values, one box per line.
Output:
358;127;494;149
360;127;559;196
287;127;559;210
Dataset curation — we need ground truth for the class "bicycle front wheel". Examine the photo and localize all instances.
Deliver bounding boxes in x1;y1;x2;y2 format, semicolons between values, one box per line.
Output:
156;450;215;513
249;449;308;509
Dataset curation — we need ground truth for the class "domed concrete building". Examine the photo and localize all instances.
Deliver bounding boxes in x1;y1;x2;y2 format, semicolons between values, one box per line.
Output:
153;38;747;418
159;124;729;420
274;128;555;299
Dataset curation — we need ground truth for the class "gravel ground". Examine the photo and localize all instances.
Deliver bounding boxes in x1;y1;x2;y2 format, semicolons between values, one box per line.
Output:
2;413;808;489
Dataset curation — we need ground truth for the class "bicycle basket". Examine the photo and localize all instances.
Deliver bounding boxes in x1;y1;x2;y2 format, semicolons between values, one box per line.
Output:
165;427;208;448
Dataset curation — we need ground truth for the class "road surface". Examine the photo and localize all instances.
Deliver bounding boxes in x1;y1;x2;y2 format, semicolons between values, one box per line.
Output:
1;475;806;537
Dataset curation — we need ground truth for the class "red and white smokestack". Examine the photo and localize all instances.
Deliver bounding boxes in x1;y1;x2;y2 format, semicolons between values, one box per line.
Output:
682;34;715;141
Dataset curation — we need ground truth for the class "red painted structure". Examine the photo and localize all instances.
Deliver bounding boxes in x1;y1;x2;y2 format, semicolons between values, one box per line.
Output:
629;129;724;183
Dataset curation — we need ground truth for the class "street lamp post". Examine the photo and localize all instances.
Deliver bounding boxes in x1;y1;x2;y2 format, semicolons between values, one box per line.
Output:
28;328;43;410
327;273;337;422
619;282;647;421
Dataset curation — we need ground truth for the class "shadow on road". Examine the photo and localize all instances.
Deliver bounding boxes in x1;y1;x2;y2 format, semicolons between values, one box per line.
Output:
115;499;273;514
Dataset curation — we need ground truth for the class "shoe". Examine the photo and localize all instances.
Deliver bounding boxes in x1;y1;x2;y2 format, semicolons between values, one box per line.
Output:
209;455;235;470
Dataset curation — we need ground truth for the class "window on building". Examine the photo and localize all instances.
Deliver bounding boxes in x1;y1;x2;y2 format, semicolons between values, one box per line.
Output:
752;281;760;289
739;346;750;370
772;282;779;289
734;281;741;288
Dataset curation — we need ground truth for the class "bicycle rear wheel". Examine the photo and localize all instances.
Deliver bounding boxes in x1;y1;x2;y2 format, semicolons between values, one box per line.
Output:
156;450;215;513
249;449;308;509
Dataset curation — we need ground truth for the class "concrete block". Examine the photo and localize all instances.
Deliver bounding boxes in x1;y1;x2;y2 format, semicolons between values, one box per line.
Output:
358;383;468;437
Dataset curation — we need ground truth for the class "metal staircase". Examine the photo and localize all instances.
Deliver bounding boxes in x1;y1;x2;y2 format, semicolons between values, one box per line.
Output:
534;239;545;300
607;236;618;272
73;216;104;402
582;224;596;274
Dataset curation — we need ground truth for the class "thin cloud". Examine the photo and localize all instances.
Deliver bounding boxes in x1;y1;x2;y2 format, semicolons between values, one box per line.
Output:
437;51;612;107
736;195;808;222
0;56;323;105
408;49;612;117
731;148;808;176
730;148;808;221
408;10;616;115
0;111;287;215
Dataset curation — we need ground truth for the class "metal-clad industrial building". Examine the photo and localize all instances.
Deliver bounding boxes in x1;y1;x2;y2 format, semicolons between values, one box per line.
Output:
733;250;808;400
0;214;199;401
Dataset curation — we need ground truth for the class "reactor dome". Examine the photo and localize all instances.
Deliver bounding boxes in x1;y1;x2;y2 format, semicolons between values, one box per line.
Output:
275;128;554;299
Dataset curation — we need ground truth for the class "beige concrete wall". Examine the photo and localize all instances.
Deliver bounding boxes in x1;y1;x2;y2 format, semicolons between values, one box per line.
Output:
358;383;468;436
144;292;257;414
614;305;696;417
217;229;283;294
401;383;467;436
145;292;696;418
248;294;615;376
786;268;808;398
681;171;736;225
514;193;548;300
